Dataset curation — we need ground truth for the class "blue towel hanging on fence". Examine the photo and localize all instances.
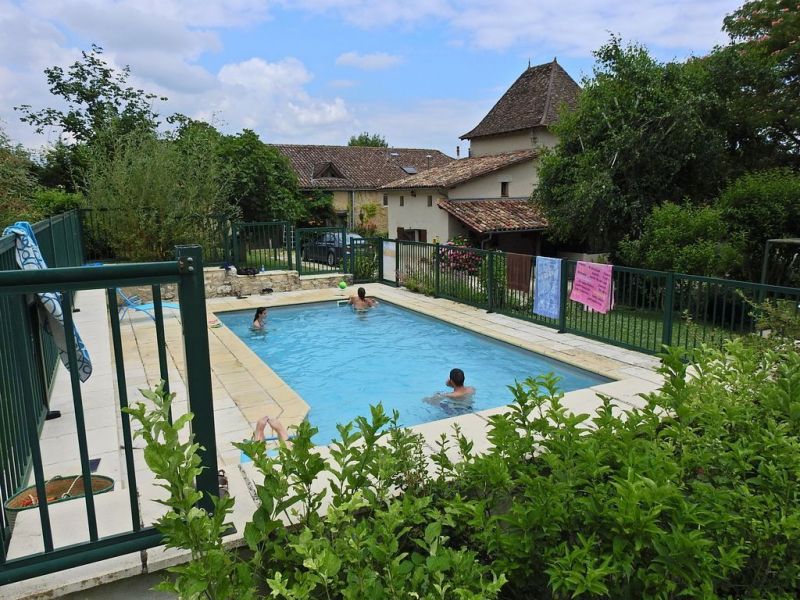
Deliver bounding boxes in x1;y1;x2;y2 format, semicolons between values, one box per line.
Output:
533;256;562;320
2;222;93;382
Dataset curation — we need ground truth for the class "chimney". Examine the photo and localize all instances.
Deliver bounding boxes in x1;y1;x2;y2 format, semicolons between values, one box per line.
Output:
456;145;460;158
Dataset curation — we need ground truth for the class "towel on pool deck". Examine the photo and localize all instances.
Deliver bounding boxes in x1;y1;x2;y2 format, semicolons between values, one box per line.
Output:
569;261;614;314
2;222;93;382
506;253;533;292
533;256;562;320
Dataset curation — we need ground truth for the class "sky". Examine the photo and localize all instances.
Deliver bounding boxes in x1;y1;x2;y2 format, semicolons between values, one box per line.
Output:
1;0;743;155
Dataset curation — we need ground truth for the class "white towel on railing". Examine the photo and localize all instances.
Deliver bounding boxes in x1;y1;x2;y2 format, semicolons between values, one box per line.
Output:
2;222;93;382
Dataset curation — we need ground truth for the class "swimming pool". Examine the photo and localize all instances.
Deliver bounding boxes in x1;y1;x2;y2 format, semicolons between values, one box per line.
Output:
219;301;609;444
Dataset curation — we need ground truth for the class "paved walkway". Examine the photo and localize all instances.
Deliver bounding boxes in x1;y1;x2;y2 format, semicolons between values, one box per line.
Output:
5;283;662;599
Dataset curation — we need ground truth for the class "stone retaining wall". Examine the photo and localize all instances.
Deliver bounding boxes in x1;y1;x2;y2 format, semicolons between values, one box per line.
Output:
123;268;352;301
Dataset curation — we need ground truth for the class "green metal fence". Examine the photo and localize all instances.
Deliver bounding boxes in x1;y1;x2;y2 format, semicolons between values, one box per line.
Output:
349;237;383;283
0;211;85;567
231;221;292;270
0;238;219;584
79;208;233;265
391;239;800;355
295;227;349;275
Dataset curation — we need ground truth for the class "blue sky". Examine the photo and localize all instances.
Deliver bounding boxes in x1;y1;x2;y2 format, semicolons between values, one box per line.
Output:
1;0;743;153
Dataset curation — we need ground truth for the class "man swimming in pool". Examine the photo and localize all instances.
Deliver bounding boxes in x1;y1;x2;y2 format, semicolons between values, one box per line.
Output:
424;368;475;414
349;287;378;310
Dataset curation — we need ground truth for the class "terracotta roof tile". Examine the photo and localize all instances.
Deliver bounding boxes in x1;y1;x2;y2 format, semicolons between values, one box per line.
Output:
460;60;580;140
438;199;548;233
382;150;537;190
272;144;453;190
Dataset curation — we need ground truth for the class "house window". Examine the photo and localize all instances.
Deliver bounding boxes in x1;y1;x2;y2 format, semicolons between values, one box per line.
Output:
427;195;433;207
383;194;388;207
400;196;405;207
501;182;509;197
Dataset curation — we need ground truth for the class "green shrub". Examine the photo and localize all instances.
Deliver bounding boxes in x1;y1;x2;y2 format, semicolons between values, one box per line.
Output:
718;168;800;282
617;202;743;276
129;335;800;599
31;188;84;215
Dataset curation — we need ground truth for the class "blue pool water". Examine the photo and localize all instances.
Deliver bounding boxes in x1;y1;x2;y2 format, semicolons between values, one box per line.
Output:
219;302;608;444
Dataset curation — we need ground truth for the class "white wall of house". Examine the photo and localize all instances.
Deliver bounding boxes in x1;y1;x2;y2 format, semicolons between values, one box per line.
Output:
385;190;467;242
468;127;558;157
448;159;538;200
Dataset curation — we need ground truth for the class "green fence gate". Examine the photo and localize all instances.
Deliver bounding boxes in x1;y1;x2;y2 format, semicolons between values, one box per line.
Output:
0;236;219;585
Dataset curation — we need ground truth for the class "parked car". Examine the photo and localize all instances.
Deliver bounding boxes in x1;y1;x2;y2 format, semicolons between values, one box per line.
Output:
301;232;364;267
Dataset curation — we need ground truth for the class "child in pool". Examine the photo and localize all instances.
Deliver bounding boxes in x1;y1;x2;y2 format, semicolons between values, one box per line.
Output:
252;307;267;330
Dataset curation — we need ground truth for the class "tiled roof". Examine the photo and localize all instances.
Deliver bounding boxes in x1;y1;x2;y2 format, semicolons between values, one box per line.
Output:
438;199;548;233
460;60;580;140
272;144;453;190
382;150;537;190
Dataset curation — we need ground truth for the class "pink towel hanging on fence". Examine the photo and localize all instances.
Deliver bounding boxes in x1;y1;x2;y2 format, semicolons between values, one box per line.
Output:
569;261;614;314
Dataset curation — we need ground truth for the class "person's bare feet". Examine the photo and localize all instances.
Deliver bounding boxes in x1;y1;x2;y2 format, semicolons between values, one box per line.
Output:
254;415;290;443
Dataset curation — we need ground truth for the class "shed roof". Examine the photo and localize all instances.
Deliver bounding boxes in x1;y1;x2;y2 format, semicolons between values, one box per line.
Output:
438;199;548;233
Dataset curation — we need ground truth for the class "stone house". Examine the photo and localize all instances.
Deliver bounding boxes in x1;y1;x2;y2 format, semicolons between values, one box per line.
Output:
382;59;580;253
273;144;452;234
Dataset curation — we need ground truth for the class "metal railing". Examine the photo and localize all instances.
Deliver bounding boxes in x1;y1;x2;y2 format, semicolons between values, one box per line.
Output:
0;243;219;585
231;221;292;270
0;211;85;565
390;239;800;355
295;227;349;275
78;208;233;265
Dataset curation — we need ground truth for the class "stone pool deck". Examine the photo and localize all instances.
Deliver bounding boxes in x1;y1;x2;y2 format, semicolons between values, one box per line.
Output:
5;283;662;599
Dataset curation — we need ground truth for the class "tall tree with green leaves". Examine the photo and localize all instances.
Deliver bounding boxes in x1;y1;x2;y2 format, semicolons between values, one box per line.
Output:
533;37;727;251
15;44;166;144
347;132;388;147
717;0;800;165
216;129;304;222
0;127;38;226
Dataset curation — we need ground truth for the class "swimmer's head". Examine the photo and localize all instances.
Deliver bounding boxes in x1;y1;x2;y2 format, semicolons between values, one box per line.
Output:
357;287;366;300
254;307;267;320
448;368;465;387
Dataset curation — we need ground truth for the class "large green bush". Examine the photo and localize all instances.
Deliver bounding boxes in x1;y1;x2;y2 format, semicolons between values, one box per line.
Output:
129;327;800;599
617;202;743;276
84;126;238;261
718;168;800;283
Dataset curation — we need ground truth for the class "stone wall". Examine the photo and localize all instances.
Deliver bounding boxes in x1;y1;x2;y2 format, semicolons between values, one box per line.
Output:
122;268;353;301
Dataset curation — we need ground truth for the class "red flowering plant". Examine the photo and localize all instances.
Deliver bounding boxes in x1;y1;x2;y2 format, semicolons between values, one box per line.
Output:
438;236;483;275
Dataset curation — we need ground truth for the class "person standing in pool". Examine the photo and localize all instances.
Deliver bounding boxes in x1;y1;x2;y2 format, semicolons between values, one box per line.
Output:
424;368;475;413
443;368;475;399
252;307;268;330
349;287;378;310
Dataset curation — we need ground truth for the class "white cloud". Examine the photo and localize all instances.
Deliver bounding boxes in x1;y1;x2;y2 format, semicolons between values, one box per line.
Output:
335;51;403;70
285;0;740;57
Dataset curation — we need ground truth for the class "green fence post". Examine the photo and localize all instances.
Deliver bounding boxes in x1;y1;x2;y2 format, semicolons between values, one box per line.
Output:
378;239;384;281
286;223;293;271
231;223;240;266
558;261;569;333
175;245;219;514
662;271;675;348
486;251;495;313
77;209;87;263
395;240;401;287
433;242;441;298
295;230;303;275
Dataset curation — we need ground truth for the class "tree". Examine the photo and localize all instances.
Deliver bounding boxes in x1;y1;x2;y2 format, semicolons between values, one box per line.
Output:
216;129;304;222
533;38;727;251
348;132;388;147
84;126;237;261
0;128;38;227
15;44;166;144
721;0;800;163
616;203;742;276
